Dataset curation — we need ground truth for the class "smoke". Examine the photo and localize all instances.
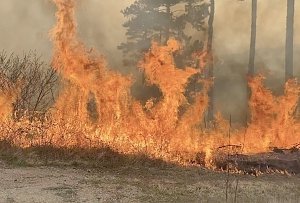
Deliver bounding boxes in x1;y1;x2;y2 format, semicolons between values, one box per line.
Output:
0;0;299;162
0;0;131;67
0;0;299;122
75;0;134;69
0;0;55;59
211;0;300;121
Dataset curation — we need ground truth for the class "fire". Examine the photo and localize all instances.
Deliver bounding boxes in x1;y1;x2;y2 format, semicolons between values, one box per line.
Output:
245;75;300;151
0;90;14;122
0;75;20;122
46;0;211;162
0;0;299;167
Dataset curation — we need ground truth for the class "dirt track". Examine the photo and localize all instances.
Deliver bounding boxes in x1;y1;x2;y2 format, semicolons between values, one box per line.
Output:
0;160;300;203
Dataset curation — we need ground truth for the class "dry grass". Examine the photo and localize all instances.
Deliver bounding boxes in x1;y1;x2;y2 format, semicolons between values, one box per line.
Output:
1;140;300;202
0;159;299;203
0;140;172;168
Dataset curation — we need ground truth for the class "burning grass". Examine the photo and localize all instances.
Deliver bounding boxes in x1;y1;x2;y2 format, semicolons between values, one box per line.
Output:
0;0;300;170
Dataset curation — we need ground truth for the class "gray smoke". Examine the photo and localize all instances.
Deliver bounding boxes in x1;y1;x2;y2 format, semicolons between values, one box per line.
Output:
0;0;131;67
0;0;299;122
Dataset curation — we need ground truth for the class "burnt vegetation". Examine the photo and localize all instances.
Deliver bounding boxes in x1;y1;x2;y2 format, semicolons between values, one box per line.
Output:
0;0;299;179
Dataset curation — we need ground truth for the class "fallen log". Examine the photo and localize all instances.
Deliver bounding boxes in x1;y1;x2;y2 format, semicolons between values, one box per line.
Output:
215;150;300;175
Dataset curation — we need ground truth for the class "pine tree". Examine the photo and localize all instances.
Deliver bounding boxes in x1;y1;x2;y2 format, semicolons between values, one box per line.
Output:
119;0;209;66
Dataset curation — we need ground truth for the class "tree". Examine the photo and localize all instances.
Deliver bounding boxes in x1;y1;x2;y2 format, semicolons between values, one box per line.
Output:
119;0;210;105
207;0;215;122
285;0;294;81
119;0;181;64
248;0;257;76
246;0;258;123
119;0;210;66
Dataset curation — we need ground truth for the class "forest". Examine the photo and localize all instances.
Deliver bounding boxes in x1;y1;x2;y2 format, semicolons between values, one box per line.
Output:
0;0;299;202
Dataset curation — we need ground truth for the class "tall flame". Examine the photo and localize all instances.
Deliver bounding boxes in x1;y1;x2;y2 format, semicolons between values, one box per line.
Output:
0;0;299;167
51;0;131;125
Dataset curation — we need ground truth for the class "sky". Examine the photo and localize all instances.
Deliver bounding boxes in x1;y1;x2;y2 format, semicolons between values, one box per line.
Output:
0;0;299;120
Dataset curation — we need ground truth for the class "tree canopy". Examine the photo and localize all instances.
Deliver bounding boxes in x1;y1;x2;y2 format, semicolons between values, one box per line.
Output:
119;0;210;66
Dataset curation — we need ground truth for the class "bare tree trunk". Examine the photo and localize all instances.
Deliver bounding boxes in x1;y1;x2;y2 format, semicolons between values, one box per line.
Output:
285;0;294;81
247;0;257;124
248;0;257;76
207;0;215;122
165;2;171;44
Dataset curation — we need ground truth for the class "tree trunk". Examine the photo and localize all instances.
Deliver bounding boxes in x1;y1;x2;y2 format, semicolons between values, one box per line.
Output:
207;0;215;122
248;0;257;76
247;0;258;124
165;2;171;44
285;0;295;81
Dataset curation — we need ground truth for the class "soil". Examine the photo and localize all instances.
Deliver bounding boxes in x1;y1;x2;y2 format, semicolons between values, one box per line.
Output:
0;160;300;203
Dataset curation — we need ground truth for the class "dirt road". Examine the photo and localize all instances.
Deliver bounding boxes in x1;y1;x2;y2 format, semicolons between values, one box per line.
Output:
0;161;300;203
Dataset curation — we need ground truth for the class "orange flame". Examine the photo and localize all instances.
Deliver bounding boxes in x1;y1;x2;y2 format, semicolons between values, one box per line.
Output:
0;75;20;122
0;0;299;167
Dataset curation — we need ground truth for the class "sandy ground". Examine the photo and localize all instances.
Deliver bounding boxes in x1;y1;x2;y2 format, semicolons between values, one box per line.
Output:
0;160;300;203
